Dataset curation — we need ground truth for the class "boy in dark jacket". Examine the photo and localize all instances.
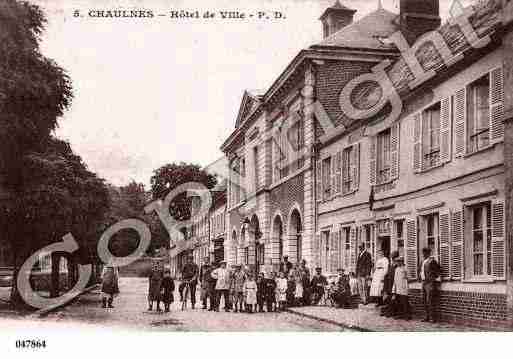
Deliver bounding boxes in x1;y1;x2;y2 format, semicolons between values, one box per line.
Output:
161;269;175;313
256;272;266;312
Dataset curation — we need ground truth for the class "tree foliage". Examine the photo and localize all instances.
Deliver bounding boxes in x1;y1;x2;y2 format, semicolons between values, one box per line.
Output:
150;162;217;240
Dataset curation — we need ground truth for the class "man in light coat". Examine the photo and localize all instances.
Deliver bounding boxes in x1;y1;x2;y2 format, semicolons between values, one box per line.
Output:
211;261;231;312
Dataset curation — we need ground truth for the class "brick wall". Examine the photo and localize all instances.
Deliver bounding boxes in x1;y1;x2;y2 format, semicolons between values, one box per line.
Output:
409;288;509;329
269;174;304;232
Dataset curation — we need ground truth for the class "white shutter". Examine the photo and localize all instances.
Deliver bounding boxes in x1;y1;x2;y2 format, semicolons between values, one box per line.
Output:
439;211;451;280
489;67;504;143
354;143;360;191
314;234;321;267
491;200;506;279
406;218;418;280
341;149;348;194
335;152;342;195
390;122;400;180
440;97;452;163
350;226;357;271
450;210;464;280
369;136;377;185
413;113;422;173
454;88;467;157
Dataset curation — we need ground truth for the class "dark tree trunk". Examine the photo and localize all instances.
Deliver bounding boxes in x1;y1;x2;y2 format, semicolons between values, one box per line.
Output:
50;252;61;298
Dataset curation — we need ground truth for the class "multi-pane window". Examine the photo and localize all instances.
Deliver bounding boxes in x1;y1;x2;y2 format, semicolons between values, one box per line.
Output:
425;214;439;259
470;203;492;277
322;157;331;200
423;103;441;168
342;146;358;193
376;129;391;184
467;74;490;153
395;220;405;258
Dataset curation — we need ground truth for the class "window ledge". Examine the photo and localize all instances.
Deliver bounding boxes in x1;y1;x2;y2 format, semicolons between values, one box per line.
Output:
323;189;359;203
462;276;497;284
418;162;445;174
463;143;497;159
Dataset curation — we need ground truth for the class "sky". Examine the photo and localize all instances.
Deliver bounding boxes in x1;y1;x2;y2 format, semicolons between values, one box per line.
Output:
31;0;473;187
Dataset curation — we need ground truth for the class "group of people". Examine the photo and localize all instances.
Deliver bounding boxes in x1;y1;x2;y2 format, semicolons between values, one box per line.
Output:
197;256;319;313
356;243;441;322
102;244;441;323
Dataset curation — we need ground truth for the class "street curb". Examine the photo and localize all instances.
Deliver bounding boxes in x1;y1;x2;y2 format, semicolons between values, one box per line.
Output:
285;308;372;332
28;284;100;319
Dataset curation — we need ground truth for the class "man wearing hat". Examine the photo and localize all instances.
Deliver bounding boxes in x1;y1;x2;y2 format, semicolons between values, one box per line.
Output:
231;264;246;312
211;261;231;312
179;254;199;309
199;257;213;310
381;250;399;317
310;267;328;305
356;243;373;305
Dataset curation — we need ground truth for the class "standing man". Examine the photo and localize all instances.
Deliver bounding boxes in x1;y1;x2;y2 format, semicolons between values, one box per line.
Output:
356;243;373;305
179;254;199;309
280;256;293;276
199;257;212;310
381;250;399;317
211;261;231;312
299;259;311;305
231;264;246;312
420;247;441;323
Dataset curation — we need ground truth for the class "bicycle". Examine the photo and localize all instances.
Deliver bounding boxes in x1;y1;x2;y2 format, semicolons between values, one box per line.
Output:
181;280;191;311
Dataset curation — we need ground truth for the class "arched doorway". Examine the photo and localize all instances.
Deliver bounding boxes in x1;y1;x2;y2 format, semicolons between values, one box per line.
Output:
288;209;303;263
272;215;284;270
249;215;263;274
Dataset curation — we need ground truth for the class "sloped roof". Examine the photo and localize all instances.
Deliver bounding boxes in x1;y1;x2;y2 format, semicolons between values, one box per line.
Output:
314;7;400;50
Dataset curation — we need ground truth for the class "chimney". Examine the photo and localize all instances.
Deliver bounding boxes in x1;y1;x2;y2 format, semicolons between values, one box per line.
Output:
400;0;441;44
319;1;357;39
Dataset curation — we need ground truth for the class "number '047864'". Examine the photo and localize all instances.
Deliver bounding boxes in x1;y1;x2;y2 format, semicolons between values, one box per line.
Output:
15;340;46;349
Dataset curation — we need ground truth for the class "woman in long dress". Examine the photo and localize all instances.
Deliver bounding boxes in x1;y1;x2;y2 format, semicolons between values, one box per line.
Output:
101;265;119;308
244;274;258;313
369;250;389;306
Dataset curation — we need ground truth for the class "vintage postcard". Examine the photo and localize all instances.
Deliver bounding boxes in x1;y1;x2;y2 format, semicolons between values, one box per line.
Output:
1;0;513;354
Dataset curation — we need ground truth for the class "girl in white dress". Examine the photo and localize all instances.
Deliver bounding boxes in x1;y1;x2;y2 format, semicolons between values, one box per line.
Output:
244;273;258;313
369;250;389;306
275;272;288;311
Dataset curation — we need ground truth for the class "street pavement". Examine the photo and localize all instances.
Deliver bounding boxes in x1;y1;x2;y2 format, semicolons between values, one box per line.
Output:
39;277;347;332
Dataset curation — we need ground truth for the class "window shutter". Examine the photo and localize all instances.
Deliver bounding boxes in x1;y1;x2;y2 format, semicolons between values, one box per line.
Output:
413;113;422;173
439;211;451;280
335;152;342;195
490;67;504;143
454;88;466;157
341;149;348;194
440;97;452;163
354;143;360;191
314;234;321;267
406;218;418;280
491;200;506;279
350;226;357;270
369;136;377;185
390;122;400;180
316;161;322;203
332;230;340;272
450;210;464;280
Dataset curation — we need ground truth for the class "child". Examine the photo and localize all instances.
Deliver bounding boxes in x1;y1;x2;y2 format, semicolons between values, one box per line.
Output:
392;257;411;320
349;272;358;297
264;272;277;312
256;272;266;312
161;269;175;313
275;272;288;311
244;273;258;313
286;274;296;307
294;274;304;307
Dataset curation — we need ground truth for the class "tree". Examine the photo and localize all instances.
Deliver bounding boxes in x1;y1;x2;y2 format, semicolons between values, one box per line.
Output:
150;162;217;242
5;137;110;304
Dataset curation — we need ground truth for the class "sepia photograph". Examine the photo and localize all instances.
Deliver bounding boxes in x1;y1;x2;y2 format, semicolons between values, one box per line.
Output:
1;0;513;353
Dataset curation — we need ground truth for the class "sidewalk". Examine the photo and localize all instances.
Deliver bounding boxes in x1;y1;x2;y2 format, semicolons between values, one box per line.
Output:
287;304;482;332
